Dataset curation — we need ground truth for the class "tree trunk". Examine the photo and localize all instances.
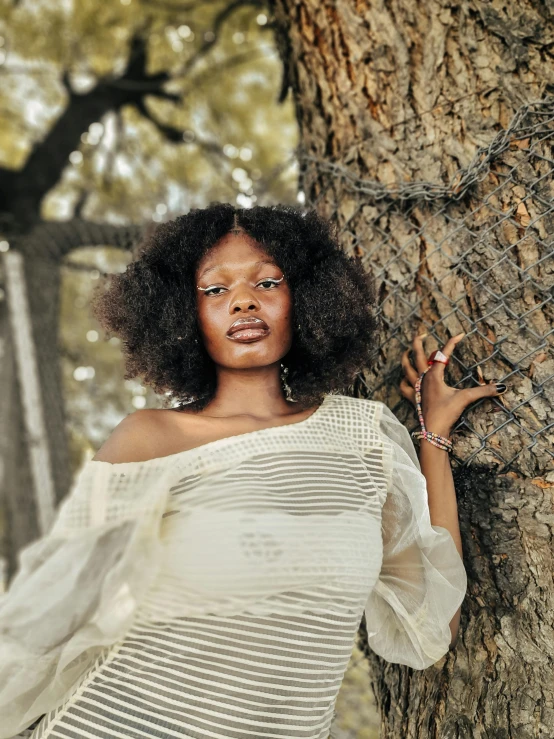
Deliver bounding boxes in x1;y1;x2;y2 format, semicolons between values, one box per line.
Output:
269;1;554;736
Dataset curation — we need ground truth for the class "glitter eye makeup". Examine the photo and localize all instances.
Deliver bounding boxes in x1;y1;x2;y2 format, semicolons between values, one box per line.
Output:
197;276;284;294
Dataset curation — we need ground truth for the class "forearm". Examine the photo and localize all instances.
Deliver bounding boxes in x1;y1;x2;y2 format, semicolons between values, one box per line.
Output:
418;440;463;647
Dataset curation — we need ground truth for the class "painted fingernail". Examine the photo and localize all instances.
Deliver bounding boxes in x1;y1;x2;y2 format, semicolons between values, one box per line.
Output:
496;384;507;394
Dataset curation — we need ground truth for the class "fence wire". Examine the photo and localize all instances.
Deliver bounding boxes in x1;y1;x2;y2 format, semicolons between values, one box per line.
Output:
298;97;554;485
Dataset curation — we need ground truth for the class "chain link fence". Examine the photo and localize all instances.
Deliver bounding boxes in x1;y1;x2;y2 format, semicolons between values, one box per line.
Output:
300;96;554;481
301;97;554;737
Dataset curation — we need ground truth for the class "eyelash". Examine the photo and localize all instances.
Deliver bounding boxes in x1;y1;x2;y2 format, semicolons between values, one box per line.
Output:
202;278;282;297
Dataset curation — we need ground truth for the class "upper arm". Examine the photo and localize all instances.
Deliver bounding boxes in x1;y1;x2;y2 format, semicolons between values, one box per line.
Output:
92;410;159;464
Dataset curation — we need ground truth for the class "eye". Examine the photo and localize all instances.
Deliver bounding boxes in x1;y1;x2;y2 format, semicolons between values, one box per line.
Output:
257;278;282;289
202;278;282;296
202;286;225;296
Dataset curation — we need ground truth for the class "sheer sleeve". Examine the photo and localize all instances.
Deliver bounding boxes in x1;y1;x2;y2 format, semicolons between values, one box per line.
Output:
363;400;467;670
0;459;172;739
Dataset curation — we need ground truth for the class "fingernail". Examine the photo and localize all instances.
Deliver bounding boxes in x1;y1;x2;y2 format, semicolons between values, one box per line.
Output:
455;332;465;338
418;332;428;338
496;384;507;394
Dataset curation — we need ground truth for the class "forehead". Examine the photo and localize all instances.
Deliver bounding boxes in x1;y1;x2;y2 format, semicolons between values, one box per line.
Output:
196;235;278;277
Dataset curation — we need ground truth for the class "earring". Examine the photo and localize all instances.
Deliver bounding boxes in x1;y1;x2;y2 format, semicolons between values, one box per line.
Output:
280;363;293;401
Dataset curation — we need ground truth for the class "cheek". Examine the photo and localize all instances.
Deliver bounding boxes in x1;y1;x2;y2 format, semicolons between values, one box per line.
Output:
196;301;221;340
271;290;293;320
267;297;294;339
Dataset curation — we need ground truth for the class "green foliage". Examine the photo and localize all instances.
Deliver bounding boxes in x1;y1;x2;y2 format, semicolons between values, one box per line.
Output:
0;0;300;451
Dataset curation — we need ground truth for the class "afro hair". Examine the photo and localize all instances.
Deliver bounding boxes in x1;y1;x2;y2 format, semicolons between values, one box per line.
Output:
90;201;381;411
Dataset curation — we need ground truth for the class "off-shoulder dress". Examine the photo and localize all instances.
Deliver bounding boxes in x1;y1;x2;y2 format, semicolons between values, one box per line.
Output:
0;393;467;739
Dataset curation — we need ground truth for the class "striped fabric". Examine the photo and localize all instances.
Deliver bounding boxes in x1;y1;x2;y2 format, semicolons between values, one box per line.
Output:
3;394;467;738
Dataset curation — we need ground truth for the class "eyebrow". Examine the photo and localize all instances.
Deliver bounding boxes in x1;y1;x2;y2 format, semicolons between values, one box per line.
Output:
197;259;279;281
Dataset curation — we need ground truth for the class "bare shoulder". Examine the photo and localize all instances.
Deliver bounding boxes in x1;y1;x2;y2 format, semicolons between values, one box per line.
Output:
92;409;165;464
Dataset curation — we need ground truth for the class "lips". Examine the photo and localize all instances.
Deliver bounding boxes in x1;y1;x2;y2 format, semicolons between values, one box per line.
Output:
227;318;269;336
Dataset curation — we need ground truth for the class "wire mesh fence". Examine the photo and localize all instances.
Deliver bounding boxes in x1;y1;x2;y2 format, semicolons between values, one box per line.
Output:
301;96;554;737
299;96;554;481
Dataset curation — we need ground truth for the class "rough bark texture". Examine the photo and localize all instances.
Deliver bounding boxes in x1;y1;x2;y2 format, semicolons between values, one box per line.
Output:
269;1;554;737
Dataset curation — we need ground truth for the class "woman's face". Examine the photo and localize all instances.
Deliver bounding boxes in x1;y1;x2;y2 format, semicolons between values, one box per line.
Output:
194;232;294;370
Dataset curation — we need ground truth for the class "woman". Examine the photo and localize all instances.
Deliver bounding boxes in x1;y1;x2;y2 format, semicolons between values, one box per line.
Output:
1;203;505;738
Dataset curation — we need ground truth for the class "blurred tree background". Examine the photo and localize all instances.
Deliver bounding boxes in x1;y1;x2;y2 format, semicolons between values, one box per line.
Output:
0;0;299;557
0;1;379;736
0;0;297;486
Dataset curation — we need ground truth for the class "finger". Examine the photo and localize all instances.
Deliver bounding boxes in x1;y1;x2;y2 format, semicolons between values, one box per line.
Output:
399;377;416;405
458;380;508;406
401;348;419;387
427;332;465;379
412;333;429;374
440;332;466;360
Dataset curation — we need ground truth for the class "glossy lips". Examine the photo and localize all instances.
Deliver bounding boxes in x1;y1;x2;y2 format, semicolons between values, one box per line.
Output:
226;317;270;342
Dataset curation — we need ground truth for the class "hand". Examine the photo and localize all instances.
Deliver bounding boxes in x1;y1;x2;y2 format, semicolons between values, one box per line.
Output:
399;332;507;438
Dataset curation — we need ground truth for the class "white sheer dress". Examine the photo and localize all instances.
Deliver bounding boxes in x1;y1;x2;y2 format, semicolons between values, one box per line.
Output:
0;393;467;739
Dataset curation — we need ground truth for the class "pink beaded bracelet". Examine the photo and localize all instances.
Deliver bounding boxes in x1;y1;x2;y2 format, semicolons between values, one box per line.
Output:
410;367;453;452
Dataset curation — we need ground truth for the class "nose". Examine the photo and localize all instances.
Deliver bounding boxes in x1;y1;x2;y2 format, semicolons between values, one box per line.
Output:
229;286;261;313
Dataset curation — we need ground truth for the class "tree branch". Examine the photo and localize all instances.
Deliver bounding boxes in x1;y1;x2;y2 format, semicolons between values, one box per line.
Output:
0;2;267;222
2;30;178;218
175;0;266;77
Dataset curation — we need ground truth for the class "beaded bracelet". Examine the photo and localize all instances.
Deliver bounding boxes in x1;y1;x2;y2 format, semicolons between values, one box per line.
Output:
410;366;453;452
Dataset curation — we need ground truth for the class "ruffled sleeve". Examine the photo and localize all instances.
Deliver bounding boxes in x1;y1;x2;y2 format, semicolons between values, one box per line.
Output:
0;458;172;739
363;400;467;670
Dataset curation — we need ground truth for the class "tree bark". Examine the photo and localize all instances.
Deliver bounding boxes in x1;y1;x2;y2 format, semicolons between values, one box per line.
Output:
269;1;554;736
